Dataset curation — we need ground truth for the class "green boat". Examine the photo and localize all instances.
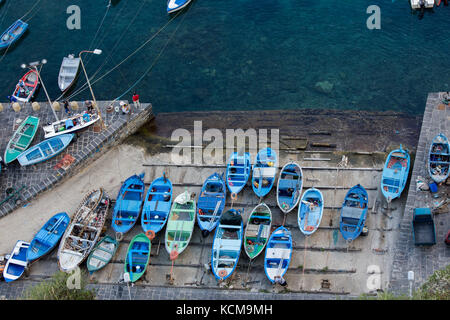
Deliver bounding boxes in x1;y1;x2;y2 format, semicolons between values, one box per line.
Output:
86;235;119;274
4;116;40;164
124;233;151;283
244;203;272;260
165;190;196;257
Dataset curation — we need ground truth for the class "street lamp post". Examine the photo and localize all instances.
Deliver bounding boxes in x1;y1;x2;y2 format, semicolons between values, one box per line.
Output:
21;59;59;121
79;49;106;129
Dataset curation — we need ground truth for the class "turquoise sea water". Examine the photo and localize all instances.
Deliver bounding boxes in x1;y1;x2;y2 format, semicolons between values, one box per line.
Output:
0;0;449;115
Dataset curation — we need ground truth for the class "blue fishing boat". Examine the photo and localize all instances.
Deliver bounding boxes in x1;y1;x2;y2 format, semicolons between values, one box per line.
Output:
339;184;368;241
211;209;243;281
381;145;410;203
226;151;251;195
112;173;145;235
3;240;30;282
17;134;75;166
298;188;324;236
252;148;277;198
167;0;192;14
197;172;226;236
27;212;70;262
0;19;28;50
141;174;173;234
264;226;292;284
277;161;303;214
428;133;450;183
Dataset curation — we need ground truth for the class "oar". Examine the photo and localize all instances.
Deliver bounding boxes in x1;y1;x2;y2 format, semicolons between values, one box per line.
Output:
207;200;222;230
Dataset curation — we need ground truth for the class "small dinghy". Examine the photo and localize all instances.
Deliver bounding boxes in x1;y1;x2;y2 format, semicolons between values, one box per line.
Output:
57;189;110;272
244;203;272;260
167;0;192;14
58;54;81;92
277;162;303;214
112;173;145;235
381;145;410;203
298;188;324;236
17;134;75;166
3;240;30;282
410;0;434;9
339;184;368;241
42;111;100;139
4;116;40;164
86;235;118;274
428;133;450;183
264;226;292;284
141;174;173;235
197;172;226;236
211;209;243;281
252;148;277;198
27;212;70;262
124;233;151;283
226;151;251;195
12;69;39;103
165;190;196;257
0;19;28;50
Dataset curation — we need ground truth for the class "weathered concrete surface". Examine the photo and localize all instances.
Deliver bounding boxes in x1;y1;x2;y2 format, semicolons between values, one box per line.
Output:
0;101;153;218
389;93;450;295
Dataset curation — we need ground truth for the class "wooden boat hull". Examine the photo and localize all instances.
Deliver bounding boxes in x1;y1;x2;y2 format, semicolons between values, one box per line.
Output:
165;191;196;255
87;235;118;274
4;116;40;164
211;209;243;281
244;203;272;260
141;175;173;234
27;212;70;262
17;134;75;166
112;173;145;235
0;19;28;50
3;240;30;282
43;112;100;139
277;162;303;214
298;188;324;236
167;0;192;13
264;227;292;284
381;145;410;202
252;148;277;198
57;189;109;272
339;184;368;241
197;172;226;234
124;233;151;283
226;152;251;195
12;69;39;103
428;133;450;183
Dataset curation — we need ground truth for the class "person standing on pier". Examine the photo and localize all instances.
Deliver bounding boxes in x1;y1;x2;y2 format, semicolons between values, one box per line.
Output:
84;100;94;114
132;92;141;110
63;100;71;116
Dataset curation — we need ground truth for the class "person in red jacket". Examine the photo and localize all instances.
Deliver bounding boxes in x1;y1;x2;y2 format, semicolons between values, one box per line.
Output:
132;92;141;110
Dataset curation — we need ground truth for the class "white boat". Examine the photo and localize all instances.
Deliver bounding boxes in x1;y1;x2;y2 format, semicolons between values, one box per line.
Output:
42;111;99;139
58;54;81;92
3;240;30;283
57;189;110;273
410;0;434;9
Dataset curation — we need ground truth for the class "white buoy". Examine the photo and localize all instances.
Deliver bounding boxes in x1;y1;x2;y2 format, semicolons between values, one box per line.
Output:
52;101;61;111
0;103;3;112
12;102;21;112
70;101;78;111
32;102;40;111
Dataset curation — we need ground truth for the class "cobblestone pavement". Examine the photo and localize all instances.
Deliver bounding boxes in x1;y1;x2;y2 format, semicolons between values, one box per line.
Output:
0;101;152;218
389;92;450;294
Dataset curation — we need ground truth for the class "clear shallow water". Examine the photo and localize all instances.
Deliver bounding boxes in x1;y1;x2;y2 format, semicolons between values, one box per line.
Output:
0;0;449;115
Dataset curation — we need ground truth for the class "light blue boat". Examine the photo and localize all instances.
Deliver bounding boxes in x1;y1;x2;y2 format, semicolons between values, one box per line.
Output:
26;212;70;262
381;145;410;203
339;184;368;241
167;0;192;14
264;226;292;284
298;188;324;236
252;148;277;198
226;152;251;195
211;209;243;281
112;173;145;235
428;133;450;183
0;19;28;50
197;172;226;236
141;174;173;234
17;134;75;166
277;161;303;214
3;240;30;282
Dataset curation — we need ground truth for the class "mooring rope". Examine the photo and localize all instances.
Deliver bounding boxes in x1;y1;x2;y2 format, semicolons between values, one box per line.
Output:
20;0;42;22
84;1;112;66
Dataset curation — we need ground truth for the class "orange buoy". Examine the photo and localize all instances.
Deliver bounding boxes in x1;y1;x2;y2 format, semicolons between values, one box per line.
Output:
170;250;179;261
146;230;155;241
218;269;227;278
